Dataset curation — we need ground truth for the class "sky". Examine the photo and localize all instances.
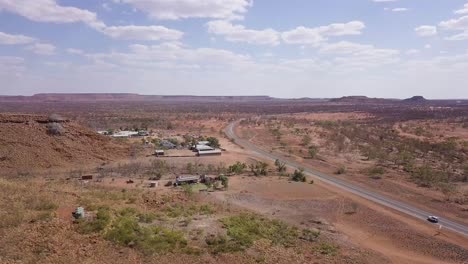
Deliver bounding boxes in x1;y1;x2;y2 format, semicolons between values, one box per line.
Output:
1;0;468;99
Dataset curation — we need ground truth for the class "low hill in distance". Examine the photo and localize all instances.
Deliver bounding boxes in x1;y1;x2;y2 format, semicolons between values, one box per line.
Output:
329;96;399;104
0;114;129;172
0;93;277;102
402;96;428;104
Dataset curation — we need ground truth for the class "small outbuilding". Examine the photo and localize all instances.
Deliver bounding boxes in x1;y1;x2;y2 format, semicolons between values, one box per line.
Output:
193;144;215;152
81;175;93;180
197;149;222;156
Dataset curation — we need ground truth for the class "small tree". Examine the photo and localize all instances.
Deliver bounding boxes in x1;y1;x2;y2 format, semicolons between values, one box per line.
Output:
301;135;311;146
207;137;221;148
274;159;287;174
228;162;246;174
219;175;229;190
249;162;268;176
438;182;457;201
290;168;306;182
335;166;346;175
308;145;319;158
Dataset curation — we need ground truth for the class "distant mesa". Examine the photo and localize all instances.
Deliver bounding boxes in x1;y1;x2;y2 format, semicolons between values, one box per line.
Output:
402;96;427;103
329;96;395;104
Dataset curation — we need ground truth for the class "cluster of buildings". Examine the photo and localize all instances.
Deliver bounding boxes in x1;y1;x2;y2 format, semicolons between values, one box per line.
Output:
97;130;149;138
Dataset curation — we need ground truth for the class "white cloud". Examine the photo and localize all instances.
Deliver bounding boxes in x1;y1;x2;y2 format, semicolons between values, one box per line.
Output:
114;0;252;20
66;48;84;55
392;8;409;12
25;43;56;55
406;49;420;55
98;25;183;41
102;3;111;11
0;0;183;41
319;41;400;68
415;25;437;37
439;15;468;40
0;31;35;45
0;56;25;75
424;44;431;49
454;3;468;15
439;16;468;31
0;0;100;26
206;20;279;45
282;21;365;46
86;42;252;71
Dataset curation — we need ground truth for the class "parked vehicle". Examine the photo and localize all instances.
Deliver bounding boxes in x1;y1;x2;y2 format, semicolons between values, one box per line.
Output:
174;175;200;186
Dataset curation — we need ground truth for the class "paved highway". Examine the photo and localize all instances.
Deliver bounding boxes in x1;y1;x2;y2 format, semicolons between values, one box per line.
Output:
225;121;468;237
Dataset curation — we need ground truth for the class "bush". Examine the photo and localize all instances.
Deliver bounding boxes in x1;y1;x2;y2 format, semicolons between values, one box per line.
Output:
138;212;157;223
316;243;339;256
105;216;141;246
411;165;446;187
138;226;187;254
205;233;241;254
290;168;306;182
301;229;320;242
219;175;229;189
367;166;385;176
78;207;111;234
221;213;298;250
228;162;246;174
274;159;287;173
207;137;221;148
308;145;319;158
249;162;268;176
181;184;194;197
335;166;346;175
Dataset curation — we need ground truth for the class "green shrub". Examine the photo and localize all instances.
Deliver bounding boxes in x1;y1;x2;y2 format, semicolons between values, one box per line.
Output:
181;184;194;197
290;168;306;182
221;213;298;250
219;175;229;189
78;207;111;234
119;207;138;217
301;229;320;242
104;216;140;246
199;204;215;215
138;212;157;223
205;234;242;254
138;226;187;254
316;243;339;256
308;145;319;158
367;166;385;177
228;162;247;174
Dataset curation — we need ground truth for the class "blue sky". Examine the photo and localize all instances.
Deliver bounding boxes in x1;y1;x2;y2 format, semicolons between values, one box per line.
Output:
1;0;468;98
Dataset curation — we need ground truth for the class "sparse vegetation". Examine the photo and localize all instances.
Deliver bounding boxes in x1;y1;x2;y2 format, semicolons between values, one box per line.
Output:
335;166;346;175
316;242;339;256
290;168;306;182
249;161;269;176
220;213;299;251
308;145;319;158
228;161;247;174
274;159;287;174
